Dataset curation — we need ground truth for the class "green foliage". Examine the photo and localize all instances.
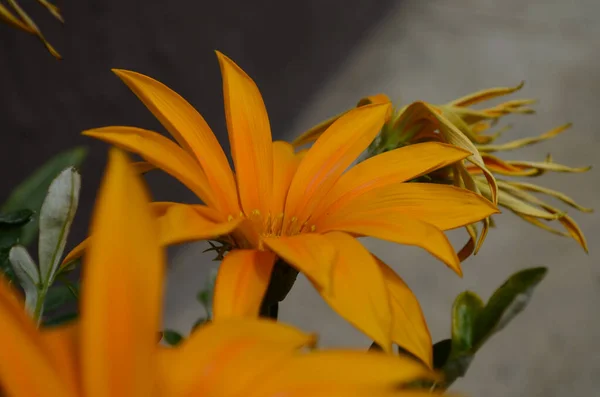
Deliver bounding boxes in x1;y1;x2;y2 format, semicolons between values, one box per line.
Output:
434;267;548;389
163;330;184;346
2;147;87;246
0;209;34;283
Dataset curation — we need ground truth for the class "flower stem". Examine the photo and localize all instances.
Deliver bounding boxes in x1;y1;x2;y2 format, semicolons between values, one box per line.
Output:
32;285;47;325
258;259;298;321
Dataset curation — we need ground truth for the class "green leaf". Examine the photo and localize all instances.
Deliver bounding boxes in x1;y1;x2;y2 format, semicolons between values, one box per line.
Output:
0;209;34;226
44;283;79;313
162;329;184;346
437;267;548;390
0;249;16;283
2;147;87;246
196;290;210;307
432;339;452;369
474;267;547;348
38;167;81;285
8;245;40;317
0;209;33;249
451;291;484;354
43;311;78;327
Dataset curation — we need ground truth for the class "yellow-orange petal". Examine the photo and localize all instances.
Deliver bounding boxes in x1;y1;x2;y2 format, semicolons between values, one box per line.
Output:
317;183;498;233
318;213;461;275
311;142;471;222
262;233;337;291
476;123;571;153
375;257;432;368
131;161;156;175
0;3;32;31
59;202;219;269
250;350;438;397
0;278;75;397
113;69;240;215
81;149;164;397
212;249;276;320
83;126;215;207
396;101;498;204
447;81;525;107
292;94;392;148
538;206;589;253
272;141;302;215
41;323;80;395
217;51;273;216
285;103;391;225
61;239;87;269
318;232;392;352
158;318;315;396
157;204;240;246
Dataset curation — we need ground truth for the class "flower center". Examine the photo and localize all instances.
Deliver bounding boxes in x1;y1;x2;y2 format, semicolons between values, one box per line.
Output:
228;210;316;238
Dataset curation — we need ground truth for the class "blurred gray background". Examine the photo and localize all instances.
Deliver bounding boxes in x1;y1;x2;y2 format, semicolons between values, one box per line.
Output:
2;0;599;396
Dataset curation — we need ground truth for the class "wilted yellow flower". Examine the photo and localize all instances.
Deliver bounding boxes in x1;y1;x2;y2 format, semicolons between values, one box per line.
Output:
63;52;497;364
0;0;63;58
0;148;443;396
296;83;592;257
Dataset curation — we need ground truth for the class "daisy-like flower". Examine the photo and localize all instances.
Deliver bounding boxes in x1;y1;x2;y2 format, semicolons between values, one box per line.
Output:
0;0;63;58
63;52;497;364
297;82;591;257
0;148;441;397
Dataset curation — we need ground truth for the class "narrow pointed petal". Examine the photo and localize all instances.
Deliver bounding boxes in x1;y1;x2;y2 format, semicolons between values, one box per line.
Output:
311;142;470;222
217;51;273;215
286;103;391;224
375;257;432;368
158;318;315;396
131;161;156;175
477;124;570;152
83;126;215;206
81;149;164;397
251;350;438;397
263;233;337;291
272;141;302;215
505;181;593;213
479;180;561;220
157;204;240;246
212;249;276;320
0;3;32;31
317;183;498;233
468;153;539;176
399;102;498;203
538;206;589;253
457;223;481;262
318;232;392;352
318;213;461;275
504;159;591;174
113;69;240;214
447;81;525;107
3;0;62;58
61;239;87;268
292;94;392;147
0;279;74;397
60;202;228;269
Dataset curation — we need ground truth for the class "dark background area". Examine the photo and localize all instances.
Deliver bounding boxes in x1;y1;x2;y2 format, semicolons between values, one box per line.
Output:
0;0;393;244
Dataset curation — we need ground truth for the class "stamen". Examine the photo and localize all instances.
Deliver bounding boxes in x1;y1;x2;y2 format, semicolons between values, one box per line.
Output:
271;213;284;236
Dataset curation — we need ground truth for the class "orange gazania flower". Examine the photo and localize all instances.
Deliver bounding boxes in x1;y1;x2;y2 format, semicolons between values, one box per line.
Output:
65;52;497;363
297;82;592;257
0;148;440;396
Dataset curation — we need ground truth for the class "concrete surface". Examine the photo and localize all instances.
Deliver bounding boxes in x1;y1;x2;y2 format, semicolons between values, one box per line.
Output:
165;1;599;396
